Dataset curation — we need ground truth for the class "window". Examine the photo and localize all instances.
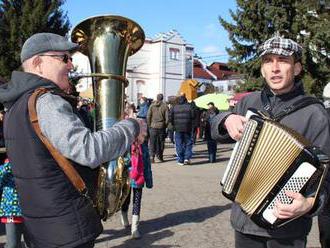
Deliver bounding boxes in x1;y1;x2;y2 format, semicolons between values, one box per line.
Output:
136;80;145;95
169;48;180;60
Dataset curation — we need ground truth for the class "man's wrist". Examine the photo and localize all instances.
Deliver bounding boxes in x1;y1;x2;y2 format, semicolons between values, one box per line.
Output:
219;113;232;134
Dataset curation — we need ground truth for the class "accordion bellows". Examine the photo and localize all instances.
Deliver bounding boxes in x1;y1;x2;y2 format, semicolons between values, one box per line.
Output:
221;113;328;229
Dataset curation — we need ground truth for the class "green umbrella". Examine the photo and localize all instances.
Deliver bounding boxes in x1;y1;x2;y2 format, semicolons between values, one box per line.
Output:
194;93;230;110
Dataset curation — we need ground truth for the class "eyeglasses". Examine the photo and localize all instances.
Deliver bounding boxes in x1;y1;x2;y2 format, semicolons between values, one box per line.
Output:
39;54;73;64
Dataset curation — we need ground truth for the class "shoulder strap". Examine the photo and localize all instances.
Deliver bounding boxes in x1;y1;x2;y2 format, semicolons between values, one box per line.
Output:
274;96;324;121
28;88;88;196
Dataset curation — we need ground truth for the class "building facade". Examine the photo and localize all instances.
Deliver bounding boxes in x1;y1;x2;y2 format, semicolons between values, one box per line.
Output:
73;30;194;104
126;30;194;104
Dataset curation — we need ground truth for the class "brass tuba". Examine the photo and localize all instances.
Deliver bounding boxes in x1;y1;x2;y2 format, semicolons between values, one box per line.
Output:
71;15;145;220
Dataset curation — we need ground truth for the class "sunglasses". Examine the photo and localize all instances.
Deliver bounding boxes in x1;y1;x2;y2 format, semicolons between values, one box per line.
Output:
39;54;73;64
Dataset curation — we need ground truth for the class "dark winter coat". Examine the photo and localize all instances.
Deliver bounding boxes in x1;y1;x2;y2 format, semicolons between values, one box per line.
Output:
211;81;330;238
204;107;219;140
169;96;195;133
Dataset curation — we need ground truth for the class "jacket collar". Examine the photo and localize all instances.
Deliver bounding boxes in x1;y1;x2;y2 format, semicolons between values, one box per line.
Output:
0;71;59;109
262;80;305;101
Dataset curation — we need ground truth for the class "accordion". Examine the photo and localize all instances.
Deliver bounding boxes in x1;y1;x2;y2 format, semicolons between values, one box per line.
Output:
221;111;329;229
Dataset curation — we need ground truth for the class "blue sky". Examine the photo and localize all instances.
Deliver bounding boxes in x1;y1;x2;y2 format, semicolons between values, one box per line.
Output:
63;0;237;64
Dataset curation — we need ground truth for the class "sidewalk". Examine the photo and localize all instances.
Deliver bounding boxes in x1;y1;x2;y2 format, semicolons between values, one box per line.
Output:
0;141;321;247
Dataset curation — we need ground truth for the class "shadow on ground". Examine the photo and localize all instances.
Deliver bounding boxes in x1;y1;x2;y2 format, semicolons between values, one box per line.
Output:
98;204;231;247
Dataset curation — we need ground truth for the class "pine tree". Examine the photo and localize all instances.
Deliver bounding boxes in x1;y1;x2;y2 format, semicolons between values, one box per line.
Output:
220;0;330;96
0;0;70;79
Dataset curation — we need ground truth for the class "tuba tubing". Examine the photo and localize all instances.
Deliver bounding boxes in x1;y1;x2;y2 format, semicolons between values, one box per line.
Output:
71;15;145;220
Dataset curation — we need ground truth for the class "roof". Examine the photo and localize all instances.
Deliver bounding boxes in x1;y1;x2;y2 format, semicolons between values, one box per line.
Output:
193;59;214;80
193;59;238;81
193;67;214;80
208;62;237;80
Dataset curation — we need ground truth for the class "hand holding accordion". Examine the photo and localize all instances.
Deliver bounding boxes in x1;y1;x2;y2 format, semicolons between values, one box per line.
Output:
221;110;329;229
273;191;315;220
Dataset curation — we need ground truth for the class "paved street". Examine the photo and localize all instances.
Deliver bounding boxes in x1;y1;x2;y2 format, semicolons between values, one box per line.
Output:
0;141;321;247
93;141;321;248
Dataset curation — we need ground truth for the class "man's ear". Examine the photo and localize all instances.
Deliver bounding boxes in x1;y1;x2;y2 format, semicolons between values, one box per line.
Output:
32;56;43;74
261;66;265;78
294;62;302;76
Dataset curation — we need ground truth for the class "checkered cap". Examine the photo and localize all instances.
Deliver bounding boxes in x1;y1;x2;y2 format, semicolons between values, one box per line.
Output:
258;36;303;59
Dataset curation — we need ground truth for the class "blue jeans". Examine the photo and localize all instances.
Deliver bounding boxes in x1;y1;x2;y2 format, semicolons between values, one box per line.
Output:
174;132;193;163
207;139;217;162
5;223;24;248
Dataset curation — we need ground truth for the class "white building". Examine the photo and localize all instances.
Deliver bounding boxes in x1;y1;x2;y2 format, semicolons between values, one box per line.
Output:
126;30;194;104
73;30;194;104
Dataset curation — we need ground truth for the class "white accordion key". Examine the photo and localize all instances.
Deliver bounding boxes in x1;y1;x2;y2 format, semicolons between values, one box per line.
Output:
262;162;316;224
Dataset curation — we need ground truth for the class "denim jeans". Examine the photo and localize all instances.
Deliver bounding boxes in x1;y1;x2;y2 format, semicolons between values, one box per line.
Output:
5;223;24;248
207;139;217;162
174;131;193;163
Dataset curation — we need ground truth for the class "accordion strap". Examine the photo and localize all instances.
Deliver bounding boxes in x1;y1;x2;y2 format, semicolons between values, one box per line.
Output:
28;87;88;197
261;89;324;121
273;97;324;121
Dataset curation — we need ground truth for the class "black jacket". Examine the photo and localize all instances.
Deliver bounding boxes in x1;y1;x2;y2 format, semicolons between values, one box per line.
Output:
1;71;102;247
169;96;195;133
211;81;330;238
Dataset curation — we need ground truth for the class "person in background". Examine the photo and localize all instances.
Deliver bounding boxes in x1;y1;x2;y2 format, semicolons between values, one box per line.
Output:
190;100;201;144
204;102;219;163
147;93;168;163
166;103;175;144
211;35;330;248
169;94;195;165
199;109;207;140
77;98;93;130
0;32;146;248
120;139;153;239
0;159;30;248
137;97;149;119
119;96;153;239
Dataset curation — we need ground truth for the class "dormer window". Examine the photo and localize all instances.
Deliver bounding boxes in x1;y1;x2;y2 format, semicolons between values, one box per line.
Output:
169;48;180;60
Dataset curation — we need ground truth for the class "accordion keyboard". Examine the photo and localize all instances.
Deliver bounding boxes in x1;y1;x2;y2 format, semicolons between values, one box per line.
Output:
262;162;316;224
222;119;259;194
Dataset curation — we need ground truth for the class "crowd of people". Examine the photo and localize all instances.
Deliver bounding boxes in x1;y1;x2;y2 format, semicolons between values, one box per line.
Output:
0;31;328;248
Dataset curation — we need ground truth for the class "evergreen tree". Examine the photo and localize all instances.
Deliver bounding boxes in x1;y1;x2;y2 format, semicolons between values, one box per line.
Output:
0;0;70;79
220;0;330;96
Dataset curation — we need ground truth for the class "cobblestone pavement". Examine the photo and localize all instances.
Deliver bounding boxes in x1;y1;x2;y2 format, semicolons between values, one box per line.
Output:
0;141;321;248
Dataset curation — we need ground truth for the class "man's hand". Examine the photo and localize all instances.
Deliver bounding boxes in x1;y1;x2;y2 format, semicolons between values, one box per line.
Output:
224;114;248;141
273;191;315;219
135;118;147;144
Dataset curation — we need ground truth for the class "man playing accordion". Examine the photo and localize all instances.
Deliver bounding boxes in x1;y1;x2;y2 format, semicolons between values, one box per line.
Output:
211;35;330;248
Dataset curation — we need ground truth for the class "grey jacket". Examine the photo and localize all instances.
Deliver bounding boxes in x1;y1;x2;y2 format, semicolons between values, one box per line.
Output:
0;71;140;168
211;82;330;238
37;92;138;168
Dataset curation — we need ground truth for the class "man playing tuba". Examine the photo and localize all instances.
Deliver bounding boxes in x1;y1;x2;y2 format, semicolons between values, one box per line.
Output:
0;32;146;248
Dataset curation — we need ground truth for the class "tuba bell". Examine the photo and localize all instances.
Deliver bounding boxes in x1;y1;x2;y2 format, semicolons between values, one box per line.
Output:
71;15;145;220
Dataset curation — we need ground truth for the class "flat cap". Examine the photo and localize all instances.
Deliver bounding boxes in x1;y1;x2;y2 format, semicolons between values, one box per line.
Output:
20;33;79;63
258;35;303;59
